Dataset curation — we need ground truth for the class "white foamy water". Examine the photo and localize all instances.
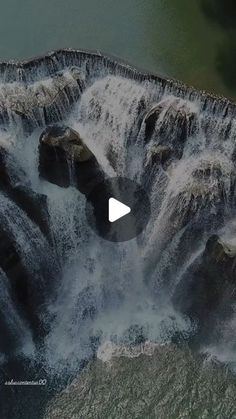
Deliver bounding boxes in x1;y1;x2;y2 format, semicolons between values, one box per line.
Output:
0;53;236;375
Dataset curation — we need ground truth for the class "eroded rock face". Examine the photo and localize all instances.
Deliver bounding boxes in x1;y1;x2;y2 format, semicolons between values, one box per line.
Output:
39;126;105;194
143;98;198;160
173;235;236;339
0;68;85;131
142;98;198;188
0;146;50;238
144;145;173;174
0;146;58;351
0;227;38;349
0;203;58;352
170;158;235;230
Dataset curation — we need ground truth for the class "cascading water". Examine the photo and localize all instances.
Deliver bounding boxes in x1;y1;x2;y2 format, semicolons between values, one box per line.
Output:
1;49;236;418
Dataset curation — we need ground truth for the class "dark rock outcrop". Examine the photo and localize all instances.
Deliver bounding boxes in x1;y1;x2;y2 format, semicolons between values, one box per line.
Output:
0;68;85;132
173;235;236;338
143;99;197;160
0;226;42;347
144;145;173;174
39;125;105;195
169;159;235;232
0;147;57;349
0;147;50;238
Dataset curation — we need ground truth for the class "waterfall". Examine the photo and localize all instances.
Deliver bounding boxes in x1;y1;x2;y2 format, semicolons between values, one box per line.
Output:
0;49;236;377
0;267;34;357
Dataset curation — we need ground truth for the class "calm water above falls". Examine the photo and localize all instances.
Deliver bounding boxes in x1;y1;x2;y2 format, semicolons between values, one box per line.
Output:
0;0;236;98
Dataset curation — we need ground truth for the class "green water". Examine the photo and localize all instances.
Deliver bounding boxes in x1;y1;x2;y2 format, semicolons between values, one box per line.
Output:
0;0;235;98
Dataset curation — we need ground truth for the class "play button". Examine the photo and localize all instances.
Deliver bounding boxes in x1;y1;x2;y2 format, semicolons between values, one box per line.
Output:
109;198;131;222
85;177;151;242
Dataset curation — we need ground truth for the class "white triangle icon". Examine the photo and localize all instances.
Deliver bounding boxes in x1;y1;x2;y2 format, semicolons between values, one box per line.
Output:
108;198;131;223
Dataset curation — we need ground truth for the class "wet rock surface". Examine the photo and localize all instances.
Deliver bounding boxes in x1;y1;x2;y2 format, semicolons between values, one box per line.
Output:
0;146;50;238
39;125;105;194
0;228;33;354
143;98;198;160
0;68;85;131
173;234;236;340
0;147;57;353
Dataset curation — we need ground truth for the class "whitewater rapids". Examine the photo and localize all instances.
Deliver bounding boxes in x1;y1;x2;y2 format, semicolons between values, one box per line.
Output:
0;50;236;419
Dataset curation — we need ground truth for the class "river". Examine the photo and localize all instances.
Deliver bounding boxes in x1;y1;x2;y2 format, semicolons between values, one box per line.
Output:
0;0;235;98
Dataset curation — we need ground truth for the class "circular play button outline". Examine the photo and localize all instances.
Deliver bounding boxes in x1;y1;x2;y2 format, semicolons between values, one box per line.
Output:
85;176;151;242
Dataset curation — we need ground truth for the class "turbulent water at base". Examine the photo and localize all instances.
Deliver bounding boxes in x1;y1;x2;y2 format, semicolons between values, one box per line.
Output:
1;50;236;417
